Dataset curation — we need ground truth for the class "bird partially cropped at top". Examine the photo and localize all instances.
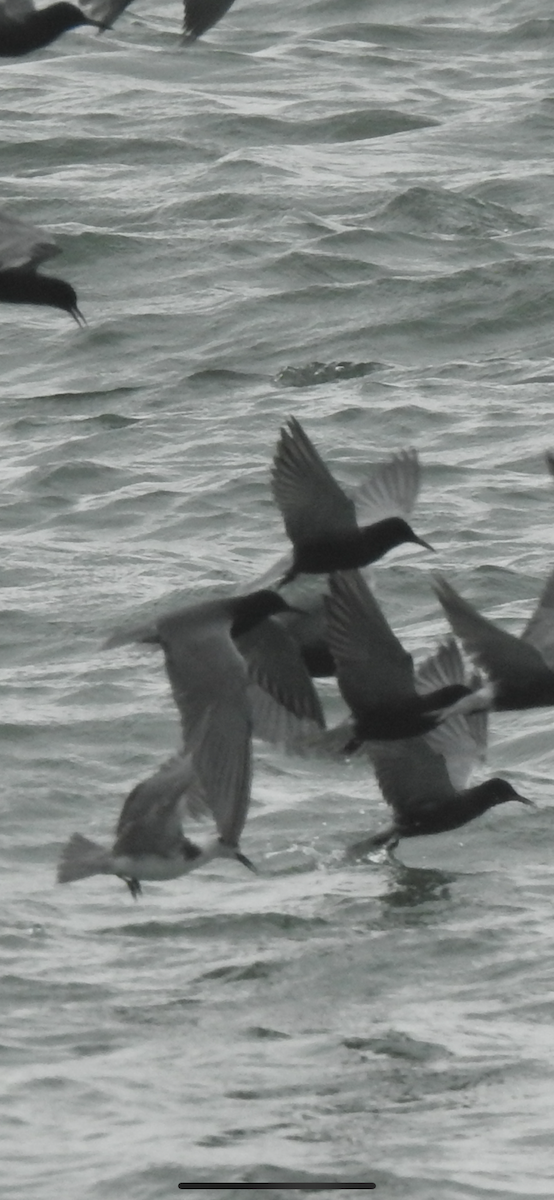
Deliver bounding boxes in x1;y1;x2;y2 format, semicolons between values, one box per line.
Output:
347;639;533;856
58;589;323;897
433;572;554;711
80;0;235;41
0;0;105;56
0;208;85;324
325;571;485;750
271;418;433;588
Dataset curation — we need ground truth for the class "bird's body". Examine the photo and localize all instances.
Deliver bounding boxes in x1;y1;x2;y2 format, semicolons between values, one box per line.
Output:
0;208;84;323
272;418;432;588
0;0;102;56
433;573;554;711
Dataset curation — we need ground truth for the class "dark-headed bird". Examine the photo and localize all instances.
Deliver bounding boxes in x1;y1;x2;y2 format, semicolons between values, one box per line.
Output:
325;570;484;750
0;0;105;56
58;589;324;896
347;639;533;855
0;208;85;323
79;0;235;41
271;417;433;588
433;573;554;711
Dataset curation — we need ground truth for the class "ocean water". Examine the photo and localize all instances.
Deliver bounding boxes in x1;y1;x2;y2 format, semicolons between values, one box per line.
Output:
2;1;554;1196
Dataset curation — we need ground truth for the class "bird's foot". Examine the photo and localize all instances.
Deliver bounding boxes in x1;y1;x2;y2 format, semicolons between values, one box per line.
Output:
125;877;142;900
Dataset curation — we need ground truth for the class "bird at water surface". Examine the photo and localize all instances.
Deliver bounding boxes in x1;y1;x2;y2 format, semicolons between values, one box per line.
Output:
0;208;84;324
0;0;105;56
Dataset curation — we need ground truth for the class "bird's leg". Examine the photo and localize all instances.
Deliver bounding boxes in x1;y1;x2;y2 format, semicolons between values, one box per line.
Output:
125;877;142;900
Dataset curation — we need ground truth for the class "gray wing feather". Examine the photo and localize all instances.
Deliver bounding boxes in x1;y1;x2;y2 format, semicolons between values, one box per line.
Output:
79;0;132;24
325;570;415;712
114;755;200;857
271;417;356;546
0;209;59;271
521;566;554;670
433;574;550;685
353;449;420;525
237;616;325;738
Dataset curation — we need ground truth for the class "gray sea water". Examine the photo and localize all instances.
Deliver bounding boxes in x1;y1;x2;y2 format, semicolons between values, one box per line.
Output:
2;1;554;1196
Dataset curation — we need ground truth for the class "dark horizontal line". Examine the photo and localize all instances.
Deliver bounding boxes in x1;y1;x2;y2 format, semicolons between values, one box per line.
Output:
178;1186;376;1192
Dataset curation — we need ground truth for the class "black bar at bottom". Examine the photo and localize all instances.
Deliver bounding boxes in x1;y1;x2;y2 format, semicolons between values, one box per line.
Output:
178;1185;376;1191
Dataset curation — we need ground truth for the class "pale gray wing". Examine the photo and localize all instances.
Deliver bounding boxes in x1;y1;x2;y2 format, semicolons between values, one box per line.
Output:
433;574;550;687
0;209;58;271
521;566;554;670
237;616;325;743
353;449;420;525
155;608;252;847
79;0;132;24
325;570;415;713
183;0;236;39
368;737;456;818
271;416;356;547
114;755;201;857
415;639;487;789
0;0;34;22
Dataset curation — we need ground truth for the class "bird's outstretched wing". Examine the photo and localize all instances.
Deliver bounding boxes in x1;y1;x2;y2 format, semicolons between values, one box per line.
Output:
0;208;58;271
183;0;236;40
325;569;414;716
114;755;205;857
353;449;420;525
237;615;325;742
433;574;549;687
520;566;554;670
271;417;356;547
416;639;487;791
80;0;132;27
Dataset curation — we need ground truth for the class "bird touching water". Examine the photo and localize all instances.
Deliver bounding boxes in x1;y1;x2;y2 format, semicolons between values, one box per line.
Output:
0;208;85;323
347;640;533;856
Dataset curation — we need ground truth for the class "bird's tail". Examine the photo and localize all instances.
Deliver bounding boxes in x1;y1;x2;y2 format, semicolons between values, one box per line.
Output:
57;833;113;883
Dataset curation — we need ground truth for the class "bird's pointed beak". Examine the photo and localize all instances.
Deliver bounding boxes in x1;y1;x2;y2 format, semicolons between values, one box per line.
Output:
514;793;536;807
235;850;258;873
415;535;435;552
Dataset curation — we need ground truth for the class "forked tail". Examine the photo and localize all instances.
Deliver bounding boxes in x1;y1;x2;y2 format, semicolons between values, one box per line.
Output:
57;833;113;883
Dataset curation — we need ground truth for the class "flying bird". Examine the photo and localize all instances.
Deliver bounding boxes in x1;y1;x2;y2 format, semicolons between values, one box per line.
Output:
325;571;483;749
347;639;533;855
58;589;324;897
0;0;105;56
433;573;554;711
271;418;433;587
0;208;84;324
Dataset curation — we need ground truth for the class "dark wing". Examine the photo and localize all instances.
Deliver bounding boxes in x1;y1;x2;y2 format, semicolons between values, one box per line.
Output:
0;208;58;271
114;755;201;857
271;417;356;547
237;615;325;742
353;449;420;525
183;0;236;39
521;566;554;670
325;570;415;717
433;574;550;688
368;737;456;818
155;605;252;847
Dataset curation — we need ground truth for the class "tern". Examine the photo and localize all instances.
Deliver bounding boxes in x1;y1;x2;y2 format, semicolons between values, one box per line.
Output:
0;0;105;56
80;0;235;41
0;208;85;324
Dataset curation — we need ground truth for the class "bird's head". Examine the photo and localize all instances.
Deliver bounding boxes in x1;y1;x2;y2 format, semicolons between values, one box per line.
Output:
379;516;434;554
231;589;304;637
486;778;535;809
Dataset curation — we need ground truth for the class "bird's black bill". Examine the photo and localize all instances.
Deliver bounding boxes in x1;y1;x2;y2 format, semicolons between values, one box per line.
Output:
514;793;536;807
415;536;435;552
71;305;87;328
235;850;258;873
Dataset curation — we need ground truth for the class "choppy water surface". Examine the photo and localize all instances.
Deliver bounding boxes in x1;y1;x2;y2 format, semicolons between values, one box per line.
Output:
2;1;554;1196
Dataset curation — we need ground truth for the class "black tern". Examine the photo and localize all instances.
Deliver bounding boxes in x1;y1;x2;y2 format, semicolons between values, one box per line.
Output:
0;208;85;324
325;571;483;749
271;418;433;587
434;573;554;710
80;0;235;40
0;0;105;55
347;639;533;854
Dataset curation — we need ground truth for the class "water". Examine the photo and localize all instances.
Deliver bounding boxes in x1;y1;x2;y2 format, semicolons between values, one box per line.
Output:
2;1;554;1196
